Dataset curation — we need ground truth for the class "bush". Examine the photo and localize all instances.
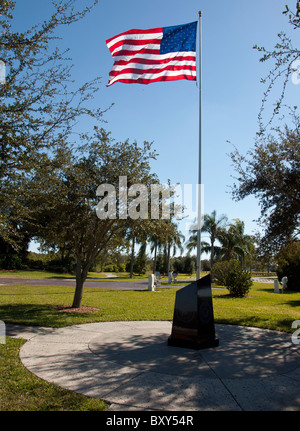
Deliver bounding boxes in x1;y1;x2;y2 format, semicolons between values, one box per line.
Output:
104;264;118;272
183;255;195;275
212;259;253;297
276;242;300;292
117;263;126;272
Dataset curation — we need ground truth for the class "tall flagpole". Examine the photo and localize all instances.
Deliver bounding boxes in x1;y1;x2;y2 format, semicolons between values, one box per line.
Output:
196;11;202;280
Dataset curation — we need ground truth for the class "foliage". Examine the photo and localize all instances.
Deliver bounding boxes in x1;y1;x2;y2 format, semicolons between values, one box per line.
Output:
253;3;300;131
186;212;254;267
29;128;159;307
132;244;147;275
0;0;102;249
182;255;195;275
200;210;228;266
218;219;255;263
276;241;300;291
212;259;253;297
230;112;300;253
172;255;196;274
105;263;125;273
148;220;183;274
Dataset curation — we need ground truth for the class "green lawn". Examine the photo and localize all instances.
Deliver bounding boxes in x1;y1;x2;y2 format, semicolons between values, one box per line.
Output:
213;283;300;333
0;269;107;279
0;281;298;332
0;278;299;411
0;337;108;411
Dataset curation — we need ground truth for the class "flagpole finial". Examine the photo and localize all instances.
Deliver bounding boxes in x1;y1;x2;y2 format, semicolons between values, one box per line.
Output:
199;11;202;17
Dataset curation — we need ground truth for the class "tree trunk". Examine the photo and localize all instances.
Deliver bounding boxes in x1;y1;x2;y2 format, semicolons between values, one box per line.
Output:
210;240;214;270
72;259;87;308
72;277;84;308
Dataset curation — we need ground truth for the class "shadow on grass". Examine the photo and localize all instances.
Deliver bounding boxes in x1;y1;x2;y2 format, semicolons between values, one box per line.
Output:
282;299;300;308
0;304;102;328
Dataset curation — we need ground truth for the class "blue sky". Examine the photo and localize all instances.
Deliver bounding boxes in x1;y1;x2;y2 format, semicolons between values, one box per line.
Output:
12;0;298;253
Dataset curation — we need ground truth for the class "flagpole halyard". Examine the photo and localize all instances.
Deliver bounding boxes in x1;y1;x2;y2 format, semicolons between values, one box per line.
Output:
196;11;202;281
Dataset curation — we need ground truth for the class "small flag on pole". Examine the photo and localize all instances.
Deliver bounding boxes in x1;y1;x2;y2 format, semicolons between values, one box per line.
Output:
106;21;197;86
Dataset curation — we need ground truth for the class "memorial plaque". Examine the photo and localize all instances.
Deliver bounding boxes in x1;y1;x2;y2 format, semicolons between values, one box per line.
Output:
168;274;219;350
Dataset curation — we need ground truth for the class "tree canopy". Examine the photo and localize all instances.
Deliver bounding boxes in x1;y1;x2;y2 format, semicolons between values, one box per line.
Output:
254;2;300;131
230;110;300;253
29;128;159;307
0;0;102;248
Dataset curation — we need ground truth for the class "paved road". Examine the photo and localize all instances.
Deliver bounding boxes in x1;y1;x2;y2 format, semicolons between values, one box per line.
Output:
0;277;275;289
0;277;151;290
0;278;181;290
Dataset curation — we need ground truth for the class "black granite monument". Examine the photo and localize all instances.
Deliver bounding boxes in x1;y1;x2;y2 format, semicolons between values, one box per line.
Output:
168;274;219;350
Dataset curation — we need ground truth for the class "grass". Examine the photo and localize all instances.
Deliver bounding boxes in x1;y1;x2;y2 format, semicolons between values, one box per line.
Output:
0;269;108;279
0;277;299;411
0;285;175;327
0;337;108;411
213;283;300;333
0;281;299;332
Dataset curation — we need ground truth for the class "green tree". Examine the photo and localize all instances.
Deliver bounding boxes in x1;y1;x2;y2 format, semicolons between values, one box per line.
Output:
218;219;255;265
165;223;185;275
212;259;253;297
230;113;300;253
186;210;228;267
183;255;195;275
201;210;228;268
30;129;158;308
125;219;153;278
148;220;174;274
276;241;300;291
0;0;102;249
132;243;147;275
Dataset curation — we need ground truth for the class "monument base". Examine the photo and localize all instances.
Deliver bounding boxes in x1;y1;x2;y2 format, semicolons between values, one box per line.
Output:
168;335;219;350
168;274;219;351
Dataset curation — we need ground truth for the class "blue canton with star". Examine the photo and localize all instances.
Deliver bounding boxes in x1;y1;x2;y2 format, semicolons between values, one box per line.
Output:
160;21;197;54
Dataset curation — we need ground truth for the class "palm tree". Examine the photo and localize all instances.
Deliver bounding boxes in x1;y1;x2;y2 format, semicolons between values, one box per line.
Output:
218;219;255;265
186;210;228;268
148;219;168;274
165;225;185;275
149;221;184;275
125;220;149;278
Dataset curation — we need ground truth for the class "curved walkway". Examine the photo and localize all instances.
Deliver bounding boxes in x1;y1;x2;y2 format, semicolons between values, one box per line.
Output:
6;321;300;411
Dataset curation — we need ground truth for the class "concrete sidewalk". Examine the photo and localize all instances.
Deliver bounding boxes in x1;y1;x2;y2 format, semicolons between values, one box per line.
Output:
6;321;300;411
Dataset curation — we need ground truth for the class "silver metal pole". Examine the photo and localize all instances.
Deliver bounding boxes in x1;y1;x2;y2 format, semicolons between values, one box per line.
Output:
196;11;202;280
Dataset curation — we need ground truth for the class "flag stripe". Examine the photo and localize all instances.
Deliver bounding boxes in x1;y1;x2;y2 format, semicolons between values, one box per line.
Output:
110;45;161;57
106;27;162;47
113;52;196;65
107;69;197;87
110;60;197;75
107;32;163;52
106;22;197;86
109;65;196;77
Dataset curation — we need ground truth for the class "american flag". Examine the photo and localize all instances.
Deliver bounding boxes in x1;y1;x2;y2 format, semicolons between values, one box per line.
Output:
106;21;197;86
